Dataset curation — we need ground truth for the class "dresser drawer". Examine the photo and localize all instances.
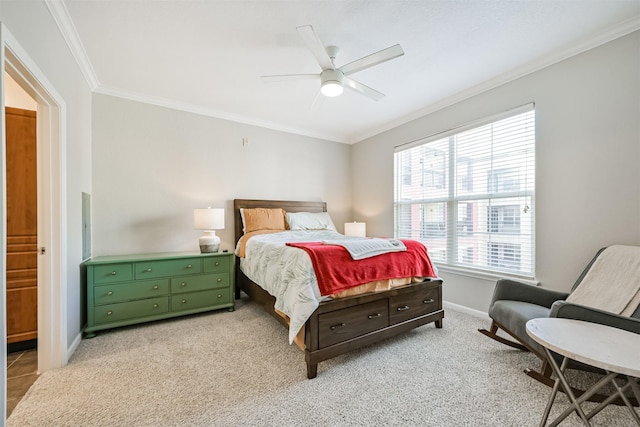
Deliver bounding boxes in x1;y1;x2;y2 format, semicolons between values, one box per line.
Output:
135;258;202;279
389;286;441;325
171;273;229;294
318;299;389;348
93;263;133;284
203;256;230;273
94;297;169;324
94;279;169;305
171;288;231;312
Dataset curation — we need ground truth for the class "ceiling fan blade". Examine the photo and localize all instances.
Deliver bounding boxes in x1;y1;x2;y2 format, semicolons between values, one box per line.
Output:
343;76;385;101
296;25;335;70
310;89;325;110
261;74;319;82
339;44;404;76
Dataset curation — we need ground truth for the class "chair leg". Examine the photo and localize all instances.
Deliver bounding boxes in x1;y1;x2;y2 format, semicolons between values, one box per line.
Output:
478;320;530;352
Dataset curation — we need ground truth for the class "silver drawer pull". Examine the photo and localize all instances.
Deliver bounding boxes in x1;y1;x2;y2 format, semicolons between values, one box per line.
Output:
111;271;117;275
330;322;345;330
107;291;113;296
368;313;382;319
181;282;186;287
153;285;159;290
423;298;435;304
217;278;222;282
397;305;410;311
153;304;159;308
217;294;222;298
215;262;220;266
181;299;187;304
187;264;192;268
146;268;152;272
107;311;113;316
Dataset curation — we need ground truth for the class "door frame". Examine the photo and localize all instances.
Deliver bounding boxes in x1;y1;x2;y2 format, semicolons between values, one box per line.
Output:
1;24;67;382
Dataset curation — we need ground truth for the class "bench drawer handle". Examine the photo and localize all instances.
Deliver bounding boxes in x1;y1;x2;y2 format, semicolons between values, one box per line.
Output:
397;305;410;311
330;322;345;330
423;299;435;304
368;313;382;319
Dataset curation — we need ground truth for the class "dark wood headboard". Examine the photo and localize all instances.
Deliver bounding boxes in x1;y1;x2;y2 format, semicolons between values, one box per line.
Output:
233;199;327;243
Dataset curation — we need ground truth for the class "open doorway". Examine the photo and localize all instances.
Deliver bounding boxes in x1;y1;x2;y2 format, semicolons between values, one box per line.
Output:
4;73;39;416
2;25;68;420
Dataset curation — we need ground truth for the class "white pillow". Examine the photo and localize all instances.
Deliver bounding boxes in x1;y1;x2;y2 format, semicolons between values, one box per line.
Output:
286;212;337;231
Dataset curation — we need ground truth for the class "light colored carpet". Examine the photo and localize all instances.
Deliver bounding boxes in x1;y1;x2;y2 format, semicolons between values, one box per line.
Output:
8;298;637;426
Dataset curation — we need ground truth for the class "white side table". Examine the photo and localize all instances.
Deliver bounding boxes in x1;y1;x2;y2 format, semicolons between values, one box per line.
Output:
526;318;640;426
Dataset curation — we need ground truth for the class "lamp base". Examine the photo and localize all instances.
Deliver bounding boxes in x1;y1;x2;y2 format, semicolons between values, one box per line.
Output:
199;230;220;253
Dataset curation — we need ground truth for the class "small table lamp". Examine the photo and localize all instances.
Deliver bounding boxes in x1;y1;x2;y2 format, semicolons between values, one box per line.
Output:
194;207;225;253
344;221;366;237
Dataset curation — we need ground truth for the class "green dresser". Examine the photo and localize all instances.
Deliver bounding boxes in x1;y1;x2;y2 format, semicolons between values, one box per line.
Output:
84;251;234;338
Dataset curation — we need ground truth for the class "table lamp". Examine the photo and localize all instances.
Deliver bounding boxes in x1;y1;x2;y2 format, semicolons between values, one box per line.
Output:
194;207;225;253
344;221;366;237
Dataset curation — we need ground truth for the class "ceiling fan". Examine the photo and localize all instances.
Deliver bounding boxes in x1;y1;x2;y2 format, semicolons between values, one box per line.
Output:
262;25;404;101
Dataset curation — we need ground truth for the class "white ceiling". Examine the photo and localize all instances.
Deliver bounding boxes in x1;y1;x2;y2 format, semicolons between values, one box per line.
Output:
58;0;640;143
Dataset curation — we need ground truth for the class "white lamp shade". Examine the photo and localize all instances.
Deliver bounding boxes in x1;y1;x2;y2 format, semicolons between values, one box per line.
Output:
194;208;225;230
344;222;366;237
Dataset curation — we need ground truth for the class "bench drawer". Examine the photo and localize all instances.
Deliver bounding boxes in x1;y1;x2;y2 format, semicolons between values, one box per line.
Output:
318;299;389;348
389;287;441;325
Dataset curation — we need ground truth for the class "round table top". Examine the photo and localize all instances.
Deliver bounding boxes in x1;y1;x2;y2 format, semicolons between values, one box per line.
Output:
526;317;640;378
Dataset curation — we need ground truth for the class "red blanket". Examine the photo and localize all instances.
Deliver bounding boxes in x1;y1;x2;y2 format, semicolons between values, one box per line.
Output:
286;240;437;296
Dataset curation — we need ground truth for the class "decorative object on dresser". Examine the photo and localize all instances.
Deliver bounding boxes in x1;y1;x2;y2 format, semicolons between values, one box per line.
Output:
194;207;225;253
84;251;234;338
344;221;366;237
234;199;444;378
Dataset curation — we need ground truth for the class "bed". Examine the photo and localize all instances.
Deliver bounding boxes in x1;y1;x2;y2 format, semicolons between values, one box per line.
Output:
234;199;444;378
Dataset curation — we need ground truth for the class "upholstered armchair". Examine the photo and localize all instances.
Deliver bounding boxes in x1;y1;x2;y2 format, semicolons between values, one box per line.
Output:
479;246;640;401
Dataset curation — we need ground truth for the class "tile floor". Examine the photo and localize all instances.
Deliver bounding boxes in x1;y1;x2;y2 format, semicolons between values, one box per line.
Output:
6;349;39;417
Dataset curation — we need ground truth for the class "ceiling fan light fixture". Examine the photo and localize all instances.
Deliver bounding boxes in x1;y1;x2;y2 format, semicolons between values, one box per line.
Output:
321;81;343;97
320;69;344;97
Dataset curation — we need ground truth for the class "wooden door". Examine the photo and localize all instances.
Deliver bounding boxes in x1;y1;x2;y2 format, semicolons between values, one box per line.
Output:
6;107;38;345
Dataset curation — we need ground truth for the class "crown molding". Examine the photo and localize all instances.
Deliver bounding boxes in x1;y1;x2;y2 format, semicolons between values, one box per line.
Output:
94;85;346;143
349;15;640;144
44;0;639;145
45;0;99;90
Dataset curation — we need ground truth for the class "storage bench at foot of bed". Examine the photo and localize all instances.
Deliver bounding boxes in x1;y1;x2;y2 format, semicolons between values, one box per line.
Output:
304;279;444;379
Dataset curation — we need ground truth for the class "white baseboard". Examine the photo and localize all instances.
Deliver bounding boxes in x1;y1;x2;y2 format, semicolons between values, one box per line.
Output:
66;331;83;364
443;300;490;320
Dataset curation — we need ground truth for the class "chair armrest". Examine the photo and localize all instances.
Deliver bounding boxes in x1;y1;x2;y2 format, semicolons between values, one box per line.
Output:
550;301;640;334
491;279;570;308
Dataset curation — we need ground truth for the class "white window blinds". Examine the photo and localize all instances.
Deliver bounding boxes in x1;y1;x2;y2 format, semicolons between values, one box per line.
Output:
394;105;535;278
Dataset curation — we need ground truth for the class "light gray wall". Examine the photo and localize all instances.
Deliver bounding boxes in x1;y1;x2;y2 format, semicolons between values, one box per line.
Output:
0;1;93;348
352;31;640;313
91;94;351;256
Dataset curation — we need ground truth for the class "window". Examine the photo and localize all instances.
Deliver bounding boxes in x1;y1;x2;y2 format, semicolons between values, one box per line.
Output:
394;105;535;277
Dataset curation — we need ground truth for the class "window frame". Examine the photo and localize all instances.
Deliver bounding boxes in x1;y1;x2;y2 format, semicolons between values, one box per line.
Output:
393;104;536;280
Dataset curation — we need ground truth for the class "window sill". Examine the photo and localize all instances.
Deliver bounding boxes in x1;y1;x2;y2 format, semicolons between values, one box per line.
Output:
435;264;539;286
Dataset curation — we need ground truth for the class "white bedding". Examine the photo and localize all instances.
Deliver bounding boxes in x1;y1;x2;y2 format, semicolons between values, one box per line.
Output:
235;230;343;344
